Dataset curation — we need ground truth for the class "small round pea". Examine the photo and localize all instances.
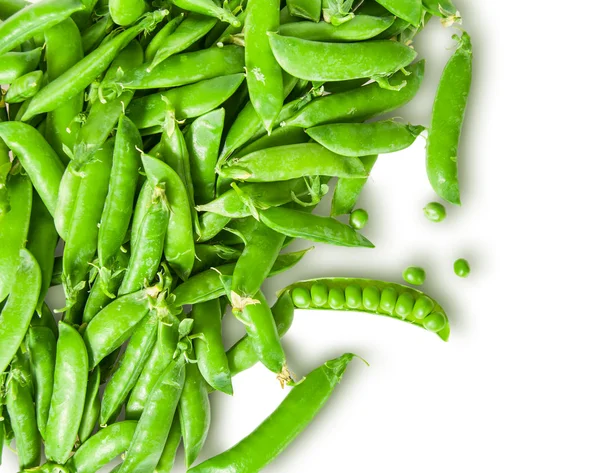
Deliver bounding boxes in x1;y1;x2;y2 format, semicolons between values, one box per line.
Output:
454;258;470;278
423;202;446;222
310;282;329;307
327;287;345;310
378;287;397;315
402;266;426;286
394;292;414;319
423;312;447;333
349;208;368;230
291;287;311;308
412;295;434;320
344;284;362;309
362;286;380;311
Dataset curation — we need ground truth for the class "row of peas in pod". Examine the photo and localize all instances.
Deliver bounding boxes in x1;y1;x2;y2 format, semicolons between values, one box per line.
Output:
0;0;472;470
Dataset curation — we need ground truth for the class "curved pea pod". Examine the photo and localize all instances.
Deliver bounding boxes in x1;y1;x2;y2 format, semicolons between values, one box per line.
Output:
374;0;421;26
83;286;157;367
186;108;225;205
179;364;210;468
283;277;450;340
0;249;41;375
67;421;137;473
269;32;416;81
144;13;184;62
189;353;355;473
171;0;239;26
426;32;472;206
44;18;84;165
308;121;425;157
220;143;366;182
127;73;245;130
109;0;146;26
126;312;179;419
286;0;320;22
0;48;41;84
0;122;64;216
280;15;395;41
259;206;374;248
62;141;113;306
27;325;56;440
0;174;32;303
142;153;195;280
191;299;232;395
331;155;377;216
119;356;186;473
121;45;244;90
0;0;84;56
21;10;168;121
4;70;42;103
97;115;143;271
285;59;424;128
54;165;81;242
45;322;89;464
147;13;217;70
73;40;144;165
78;367;101;444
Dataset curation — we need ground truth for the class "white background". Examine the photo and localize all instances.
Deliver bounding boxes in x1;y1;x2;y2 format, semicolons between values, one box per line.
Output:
4;0;600;471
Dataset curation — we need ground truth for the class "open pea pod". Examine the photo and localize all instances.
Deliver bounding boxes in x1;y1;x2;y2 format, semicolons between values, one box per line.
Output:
280;277;450;341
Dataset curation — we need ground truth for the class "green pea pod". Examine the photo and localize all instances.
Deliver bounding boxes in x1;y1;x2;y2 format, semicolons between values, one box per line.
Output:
73;40;144;165
286;0;321;22
154;416;181;473
220;143;366;182
426;32;472;206
0;48;41;84
62;141;113;306
374;0;421;25
280;15;394;41
45;322;89;464
193;243;241;274
0;0;27;19
204;0;244;46
27;325;57;440
26;193;58;313
53;166;80;241
78;367;101;444
422;0;460;24
189;353;355;473
98;114;143;271
186;108;225;205
83;287;156;368
109;0;146;26
322;0;353;25
0;249;41;375
119;185;169;295
197;212;231;243
44;18;84;165
148;14;218;70
129;180;153;250
127;73;245;130
142;153;195;280
179;363;210;468
0;407;4;463
192;299;232;395
4;69;42;103
68;421;137;473
308;121;424;157
285;59;424;127
0;174;32;303
0;0;84;56
82;14;115;53
144;13;184;62
6;352;41;469
100;313;158;425
259;206;374;248
233;125;309;158
0;122;64;216
83;254;129;323
21;10;168;121
32;302;59;338
171;0;239;26
331;155;377;216
126;312;179;419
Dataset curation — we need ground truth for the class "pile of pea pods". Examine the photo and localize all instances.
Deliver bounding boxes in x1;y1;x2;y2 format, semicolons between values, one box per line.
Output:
0;0;472;470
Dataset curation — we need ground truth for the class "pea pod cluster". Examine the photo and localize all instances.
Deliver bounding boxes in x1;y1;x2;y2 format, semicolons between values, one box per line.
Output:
0;0;471;470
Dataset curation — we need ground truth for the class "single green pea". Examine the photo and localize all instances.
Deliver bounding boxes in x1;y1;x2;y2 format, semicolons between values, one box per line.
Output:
412;295;434;320
349;208;369;230
454;258;470;278
310;282;329;307
402;266;426;286
378;287;397;315
394;292;414;319
423;312;448;333
344;284;362;309
292;287;311;308
327;287;345;310
362;286;380;311
423;202;446;222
